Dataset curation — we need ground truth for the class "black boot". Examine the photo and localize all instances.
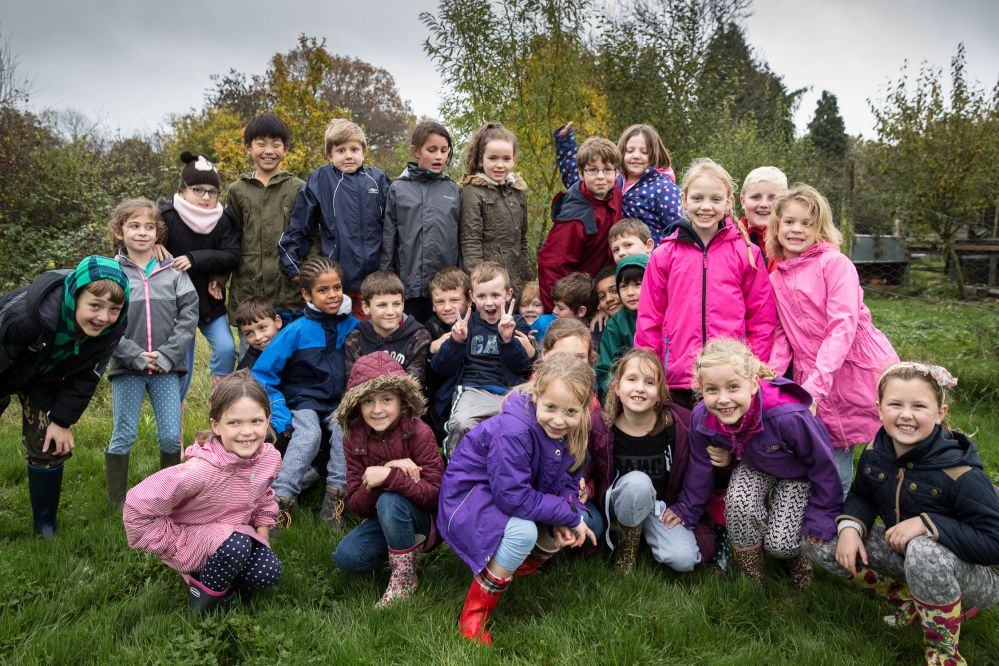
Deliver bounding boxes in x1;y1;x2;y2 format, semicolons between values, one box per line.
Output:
159;450;181;469
27;463;63;539
187;573;238;614
105;452;130;510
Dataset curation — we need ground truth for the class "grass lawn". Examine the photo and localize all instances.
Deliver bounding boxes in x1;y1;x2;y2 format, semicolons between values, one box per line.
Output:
2;294;998;664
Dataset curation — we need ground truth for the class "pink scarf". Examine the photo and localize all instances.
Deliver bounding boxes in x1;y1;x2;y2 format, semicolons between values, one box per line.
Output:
172;193;223;235
704;389;763;461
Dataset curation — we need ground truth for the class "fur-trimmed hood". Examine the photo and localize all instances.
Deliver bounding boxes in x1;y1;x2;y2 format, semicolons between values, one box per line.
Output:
460;172;527;191
334;351;426;431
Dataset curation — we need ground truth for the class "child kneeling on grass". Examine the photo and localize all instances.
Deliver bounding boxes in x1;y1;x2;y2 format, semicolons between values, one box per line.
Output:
332;352;444;608
124;371;282;614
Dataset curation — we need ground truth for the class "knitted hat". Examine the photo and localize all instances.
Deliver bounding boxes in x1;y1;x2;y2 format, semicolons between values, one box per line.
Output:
615;253;649;289
179;151;221;189
333;351;427;431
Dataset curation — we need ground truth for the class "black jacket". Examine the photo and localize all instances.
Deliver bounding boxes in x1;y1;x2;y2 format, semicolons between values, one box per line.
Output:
344;315;430;386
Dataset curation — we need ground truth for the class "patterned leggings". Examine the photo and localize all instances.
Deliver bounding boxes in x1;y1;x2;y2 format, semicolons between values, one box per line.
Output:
726;464;811;558
195;533;282;593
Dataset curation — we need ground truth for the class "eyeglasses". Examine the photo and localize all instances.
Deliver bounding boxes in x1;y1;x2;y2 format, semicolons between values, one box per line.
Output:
583;167;616;176
191;186;220;200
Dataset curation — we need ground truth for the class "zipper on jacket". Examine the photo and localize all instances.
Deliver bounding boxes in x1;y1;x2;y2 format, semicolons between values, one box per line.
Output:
701;250;708;346
894;468;904;525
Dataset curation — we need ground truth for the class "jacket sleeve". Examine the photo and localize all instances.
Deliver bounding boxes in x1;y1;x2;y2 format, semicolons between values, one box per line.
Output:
154;271;199;373
381;422;445;513
459;187;485;271
225;190;245;235
114;332;149;371
537;221;583;311
787;411;843;540
839;450;879;532
186;217;241;275
404;327;431;387
123;464;205;563
768;309;794;376
344;330;361;381
553;124;581;190
741;245;777;365
596;314;624;394
517;194;532;286
252;328;296;433
379;185;399;272
48;336;120;427
634;249;668;359
279;180;320;278
344;432;379;518
922;470;999;565
800;254;862;401
668;420;717;527
429;336;465;377
249;448;281;528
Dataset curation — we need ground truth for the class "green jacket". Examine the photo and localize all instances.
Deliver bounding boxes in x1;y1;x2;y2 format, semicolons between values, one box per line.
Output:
225;170;306;317
596;306;637;394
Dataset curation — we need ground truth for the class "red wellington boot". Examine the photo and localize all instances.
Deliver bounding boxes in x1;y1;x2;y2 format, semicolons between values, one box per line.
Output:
458;569;511;644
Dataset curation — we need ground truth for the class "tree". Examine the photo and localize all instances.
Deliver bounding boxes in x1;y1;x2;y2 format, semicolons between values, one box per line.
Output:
807;91;847;160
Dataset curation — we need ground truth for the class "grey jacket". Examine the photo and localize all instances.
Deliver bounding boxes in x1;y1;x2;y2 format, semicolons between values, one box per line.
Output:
380;163;461;300
109;253;199;377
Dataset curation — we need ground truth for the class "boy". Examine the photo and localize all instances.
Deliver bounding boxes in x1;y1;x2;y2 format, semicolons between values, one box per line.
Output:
537;137;623;310
0;256;129;537
608;218;654;264
596;254;648;393
278;119;390;316
234;296;283;370
344;271;431;385
551;272;597;323
594;265;621;321
226;113;306;323
430;262;534;458
424;266;470;440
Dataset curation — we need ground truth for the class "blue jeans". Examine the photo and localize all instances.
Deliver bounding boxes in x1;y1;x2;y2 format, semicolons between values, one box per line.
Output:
107;373;182;455
834;445;857;499
491;503;599;572
272;409;346;500
333;492;431;572
181;315;236;400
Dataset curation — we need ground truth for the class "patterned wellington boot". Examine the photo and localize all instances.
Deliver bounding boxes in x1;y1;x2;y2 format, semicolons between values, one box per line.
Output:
612;523;643;574
914;596;974;666
849;567;918;627
375;543;422;609
515;544;559;576
458;569;511;645
733;544;766;583
787;552;814;590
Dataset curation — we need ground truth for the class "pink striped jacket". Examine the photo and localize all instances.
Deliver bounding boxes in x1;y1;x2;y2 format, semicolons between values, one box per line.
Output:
123;437;281;573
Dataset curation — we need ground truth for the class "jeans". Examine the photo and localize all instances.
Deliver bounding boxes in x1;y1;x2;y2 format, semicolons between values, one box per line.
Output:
181;315;236;399
834;445;857;499
333;492;431;572
107;373;182;455
271;409;346;500
491;504;598;572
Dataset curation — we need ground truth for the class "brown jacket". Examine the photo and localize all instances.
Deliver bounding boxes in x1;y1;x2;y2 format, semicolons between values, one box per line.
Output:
459;174;532;295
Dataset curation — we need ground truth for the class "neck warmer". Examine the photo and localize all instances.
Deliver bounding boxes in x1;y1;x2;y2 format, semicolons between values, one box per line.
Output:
474;172;515;187
707;388;762;460
172;192;223;235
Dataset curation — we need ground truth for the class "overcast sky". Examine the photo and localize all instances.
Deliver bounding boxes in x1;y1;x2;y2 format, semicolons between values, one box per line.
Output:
2;0;996;140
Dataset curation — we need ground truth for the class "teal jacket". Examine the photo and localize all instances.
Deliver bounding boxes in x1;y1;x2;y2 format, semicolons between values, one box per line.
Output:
596;307;637;394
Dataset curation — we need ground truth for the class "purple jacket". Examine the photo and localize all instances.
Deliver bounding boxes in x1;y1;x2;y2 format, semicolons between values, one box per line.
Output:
438;391;585;574
669;379;842;541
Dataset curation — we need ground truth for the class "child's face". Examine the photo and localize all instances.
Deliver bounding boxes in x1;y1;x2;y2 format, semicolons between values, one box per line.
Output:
878;378;948;455
699;364;758;426
211;396;269;459
616;357;661;417
622;134;650;180
618;280;642;311
595;276;620;317
180;184;220;210
740;180;783;228
777;199;819;259
431;287;468;326
361;390;402;433
414;133;450;174
74;290;123;337
535;379;584;440
117;212;159;257
482;139;515;183
246;136;287;176
553;300;583;320
364;293;404;337
302;271;344;315
579;158;617;200
240;315;283;351
546;335;591;364
610;234;653;263
518;297;544;325
470;276;512;325
682;175;732;244
330;140;365;173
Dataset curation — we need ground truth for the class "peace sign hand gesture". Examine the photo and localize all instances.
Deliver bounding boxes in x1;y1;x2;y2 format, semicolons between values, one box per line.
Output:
498;299;517;344
451;308;472;344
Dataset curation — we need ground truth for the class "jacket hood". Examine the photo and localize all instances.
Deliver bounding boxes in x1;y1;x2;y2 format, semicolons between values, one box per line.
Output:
775;240;836;270
398;162;453;182
184;435;271;468
551;181;602;234
335;351;427;431
701;378;811;447
500;389;541;431
460;173;528;191
876;425;983;471
615;253;649;284
355;314;422;347
237;169;298;186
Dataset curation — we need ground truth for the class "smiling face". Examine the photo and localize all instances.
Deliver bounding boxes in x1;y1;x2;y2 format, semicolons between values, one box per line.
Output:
330;140;365;173
580;158;616;200
618;279;642;311
481;139;516;182
518;297;544;325
239;315;282;351
470;275;511;325
361;390;402;433
682;175;732;245
211;396;269;459
116;211;159;257
740;180;783;228
414;133;450;174
595;275;620;317
364;292;404;337
535;378;585;440
74;290;123;337
878;377;948;457
179;184;220;210
777;199;820;259
302;270;344;315
698;364;758;426
247;136;287;177
431;287;468;326
616;357;662;417
622;133;650;181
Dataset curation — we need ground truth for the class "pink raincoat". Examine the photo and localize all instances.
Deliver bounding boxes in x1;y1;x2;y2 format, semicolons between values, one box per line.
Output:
768;241;898;449
123;437;281;573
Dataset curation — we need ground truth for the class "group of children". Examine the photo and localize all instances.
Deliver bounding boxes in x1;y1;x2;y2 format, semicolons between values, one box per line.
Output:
2;111;996;664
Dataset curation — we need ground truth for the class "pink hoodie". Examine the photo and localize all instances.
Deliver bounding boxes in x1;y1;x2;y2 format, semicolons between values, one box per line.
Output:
768;241;898;449
634;218;777;390
123;437;281;573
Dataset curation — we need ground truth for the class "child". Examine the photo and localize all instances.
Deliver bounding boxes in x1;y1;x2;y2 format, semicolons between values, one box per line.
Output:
279;119;390;315
438;352;600;643
608;218;655;264
0;256;129;537
767;184;898;496
252;257;359;528
424;267;471;439
603;349;717;573
634;157;776;408
234;296;283;371
459;122;532;298
107;199;199;508
738;166;787;271
344;271;430;385
665;338;841;588
332;352;445;608
430;262;534;458
551;272;597;323
160;151;240;397
517;281;544;327
594;265;621;322
124;370;282;614
596;254;647;394
537;137;622;311
381;120;461;324
556;123;682;245
803;362;999;665
226;113;306;325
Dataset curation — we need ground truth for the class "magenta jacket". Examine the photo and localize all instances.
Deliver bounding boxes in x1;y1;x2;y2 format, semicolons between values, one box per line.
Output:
634;219;777;390
768;242;898;449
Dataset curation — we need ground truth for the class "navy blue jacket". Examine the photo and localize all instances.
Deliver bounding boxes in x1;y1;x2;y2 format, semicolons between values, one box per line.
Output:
278;164;390;292
252;304;359;433
429;310;531;391
841;426;999;566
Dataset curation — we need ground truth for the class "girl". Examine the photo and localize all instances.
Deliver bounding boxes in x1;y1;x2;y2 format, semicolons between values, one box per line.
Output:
555;122;683;245
517;281;544;326
603;349;717;574
124;370;283;614
634;158;776;408
459;122;533;298
738;166;788;271
767;184;898;496
106;199;199;508
438;353;599;644
160;151;240;398
665;338;842;588
332;352;445;608
380;120;461;324
804;363;999;665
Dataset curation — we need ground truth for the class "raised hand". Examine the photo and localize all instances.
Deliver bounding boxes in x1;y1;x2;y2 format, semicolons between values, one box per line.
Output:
451;307;472;344
498;299;517;343
557;121;574;137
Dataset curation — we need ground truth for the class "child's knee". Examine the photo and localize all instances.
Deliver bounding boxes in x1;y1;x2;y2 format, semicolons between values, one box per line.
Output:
503;517;539;551
375;491;411;521
653;543;700;572
763;535;799;560
612;472;656;526
219;532;255;562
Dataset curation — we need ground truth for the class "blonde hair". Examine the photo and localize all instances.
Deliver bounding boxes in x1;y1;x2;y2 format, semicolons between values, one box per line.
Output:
108;198;166;254
603;349;672;433
617;124;672;170
324;118;366;158
520;352;593;472
742;166;788;192
470;261;511;291
519;280;539;305
681;158;757;268
692;338;775;393
766;184;843;260
541;318;595;366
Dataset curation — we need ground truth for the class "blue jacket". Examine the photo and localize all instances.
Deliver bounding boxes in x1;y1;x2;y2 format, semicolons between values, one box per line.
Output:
429;310;531;391
252;304;359;433
278;164;390;291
